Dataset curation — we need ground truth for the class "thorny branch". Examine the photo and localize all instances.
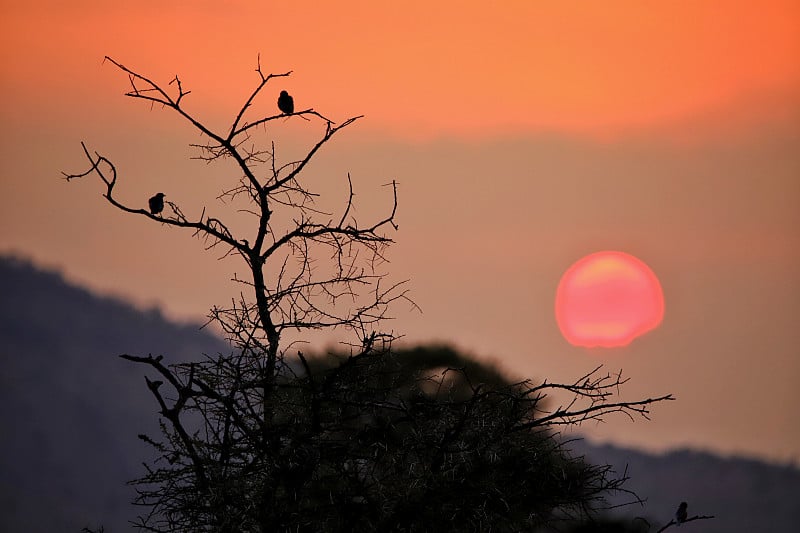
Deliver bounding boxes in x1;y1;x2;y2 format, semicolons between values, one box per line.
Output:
656;514;716;532
63;56;415;366
513;367;675;430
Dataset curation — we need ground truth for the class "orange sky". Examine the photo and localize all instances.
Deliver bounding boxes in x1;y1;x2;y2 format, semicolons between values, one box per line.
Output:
1;1;799;463
2;1;798;137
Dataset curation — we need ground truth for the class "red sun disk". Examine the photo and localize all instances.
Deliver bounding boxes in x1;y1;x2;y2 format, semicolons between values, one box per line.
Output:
556;251;664;348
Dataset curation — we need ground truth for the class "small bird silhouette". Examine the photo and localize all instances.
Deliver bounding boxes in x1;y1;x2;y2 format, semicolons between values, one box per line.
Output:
148;193;165;215
278;90;294;114
675;501;688;525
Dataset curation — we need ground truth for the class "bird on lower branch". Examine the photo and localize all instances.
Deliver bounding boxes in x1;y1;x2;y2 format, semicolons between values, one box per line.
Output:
148;193;165;215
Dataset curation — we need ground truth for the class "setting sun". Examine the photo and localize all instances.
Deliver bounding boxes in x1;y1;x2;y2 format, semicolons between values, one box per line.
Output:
556;251;664;348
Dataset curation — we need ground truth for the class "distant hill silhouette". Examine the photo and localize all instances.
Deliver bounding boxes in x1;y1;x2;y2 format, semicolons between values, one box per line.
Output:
570;441;800;532
1;254;798;532
0;254;228;532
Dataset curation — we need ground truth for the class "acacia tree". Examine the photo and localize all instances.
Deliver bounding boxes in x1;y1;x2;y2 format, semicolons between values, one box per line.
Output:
66;57;678;532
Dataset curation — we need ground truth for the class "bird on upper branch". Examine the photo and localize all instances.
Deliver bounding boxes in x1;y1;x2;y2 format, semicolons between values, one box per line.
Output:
278;90;294;114
148;193;165;215
675;501;688;525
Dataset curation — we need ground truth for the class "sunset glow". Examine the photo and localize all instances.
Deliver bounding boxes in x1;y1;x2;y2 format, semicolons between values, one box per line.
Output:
1;2;797;139
556;251;665;348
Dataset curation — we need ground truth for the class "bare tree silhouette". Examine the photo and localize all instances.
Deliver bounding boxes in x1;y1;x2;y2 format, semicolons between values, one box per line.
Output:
65;56;676;532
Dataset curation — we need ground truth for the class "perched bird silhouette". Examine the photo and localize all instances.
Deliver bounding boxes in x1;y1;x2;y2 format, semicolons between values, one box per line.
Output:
278;90;294;114
675;501;688;525
148;192;165;215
